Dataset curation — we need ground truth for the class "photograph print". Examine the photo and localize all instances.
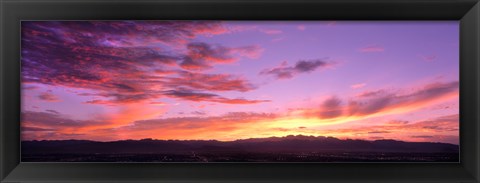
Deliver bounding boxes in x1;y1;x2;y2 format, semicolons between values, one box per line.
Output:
21;21;459;162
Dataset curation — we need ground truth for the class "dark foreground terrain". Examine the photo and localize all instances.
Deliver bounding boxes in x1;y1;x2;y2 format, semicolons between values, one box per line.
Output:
22;135;459;162
22;152;459;162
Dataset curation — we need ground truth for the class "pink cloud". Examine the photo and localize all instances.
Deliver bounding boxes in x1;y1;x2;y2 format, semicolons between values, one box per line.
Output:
356;89;387;98
22;21;265;106
180;42;264;70
351;83;366;89
166;71;257;92
303;81;459;119
314;114;458;144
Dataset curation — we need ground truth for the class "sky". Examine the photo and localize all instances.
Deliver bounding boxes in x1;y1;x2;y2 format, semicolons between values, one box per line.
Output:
21;21;459;144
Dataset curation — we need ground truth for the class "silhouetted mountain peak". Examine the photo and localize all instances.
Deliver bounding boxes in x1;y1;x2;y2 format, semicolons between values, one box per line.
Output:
22;135;458;154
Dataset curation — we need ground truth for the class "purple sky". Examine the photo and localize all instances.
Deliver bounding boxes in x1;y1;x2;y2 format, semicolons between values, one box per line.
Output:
21;21;459;143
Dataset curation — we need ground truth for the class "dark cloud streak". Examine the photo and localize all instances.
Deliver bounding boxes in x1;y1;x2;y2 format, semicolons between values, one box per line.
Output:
260;59;333;79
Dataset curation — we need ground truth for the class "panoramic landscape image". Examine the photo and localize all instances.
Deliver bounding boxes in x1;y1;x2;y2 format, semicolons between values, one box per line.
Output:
21;21;459;162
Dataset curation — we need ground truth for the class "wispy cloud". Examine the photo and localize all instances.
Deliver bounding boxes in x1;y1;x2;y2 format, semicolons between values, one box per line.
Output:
22;126;55;132
20;21;459;143
163;89;270;104
45;109;60;114
22;21;264;106
166;71;257;92
260;59;334;79
21;81;459;142
37;92;61;102
317;96;343;119
351;83;366;89
303;81;458;119
22;110;278;141
22;110;106;129
180;42;263;70
309;114;459;144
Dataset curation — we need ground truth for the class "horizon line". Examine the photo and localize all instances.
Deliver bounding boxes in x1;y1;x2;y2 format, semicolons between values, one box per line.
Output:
21;134;460;145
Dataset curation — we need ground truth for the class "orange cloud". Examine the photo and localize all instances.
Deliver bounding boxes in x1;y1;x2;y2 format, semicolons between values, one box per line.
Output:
22;111;279;141
21;80;459;143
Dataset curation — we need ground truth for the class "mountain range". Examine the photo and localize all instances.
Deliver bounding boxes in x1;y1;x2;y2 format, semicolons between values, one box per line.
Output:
22;135;459;154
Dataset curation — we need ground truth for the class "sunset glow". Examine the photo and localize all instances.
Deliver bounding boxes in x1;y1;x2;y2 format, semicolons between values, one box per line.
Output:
21;21;459;144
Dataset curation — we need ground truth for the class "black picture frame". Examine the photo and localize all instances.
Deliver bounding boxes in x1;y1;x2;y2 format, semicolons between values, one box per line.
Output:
1;0;479;182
